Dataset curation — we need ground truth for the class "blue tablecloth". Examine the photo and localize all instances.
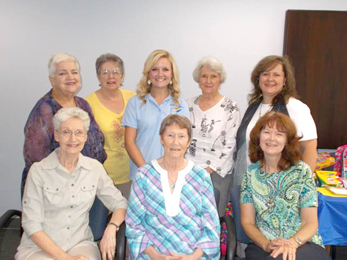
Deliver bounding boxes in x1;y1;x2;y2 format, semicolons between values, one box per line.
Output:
318;192;347;246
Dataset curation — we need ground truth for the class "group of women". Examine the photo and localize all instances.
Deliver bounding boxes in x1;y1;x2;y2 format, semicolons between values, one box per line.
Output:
16;49;331;260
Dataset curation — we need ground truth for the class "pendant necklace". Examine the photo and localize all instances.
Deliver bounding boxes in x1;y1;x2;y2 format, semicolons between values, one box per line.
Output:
164;160;177;189
168;174;176;189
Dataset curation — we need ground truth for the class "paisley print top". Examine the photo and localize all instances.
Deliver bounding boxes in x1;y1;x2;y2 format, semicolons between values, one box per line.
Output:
240;161;324;247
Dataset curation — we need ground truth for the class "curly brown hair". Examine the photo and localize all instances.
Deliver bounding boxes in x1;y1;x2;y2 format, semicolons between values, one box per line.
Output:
249;111;302;171
249;55;298;105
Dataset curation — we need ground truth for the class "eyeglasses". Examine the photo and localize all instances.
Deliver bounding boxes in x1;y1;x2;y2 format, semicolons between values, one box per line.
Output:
99;69;122;77
58;129;86;138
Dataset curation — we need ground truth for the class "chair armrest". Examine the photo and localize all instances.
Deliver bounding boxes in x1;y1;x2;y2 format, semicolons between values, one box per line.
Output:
115;222;126;260
0;210;21;229
220;215;237;260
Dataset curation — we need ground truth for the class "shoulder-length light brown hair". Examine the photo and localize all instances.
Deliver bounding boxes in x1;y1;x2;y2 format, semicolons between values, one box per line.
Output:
137;50;180;104
249;111;302;171
249;55;298;106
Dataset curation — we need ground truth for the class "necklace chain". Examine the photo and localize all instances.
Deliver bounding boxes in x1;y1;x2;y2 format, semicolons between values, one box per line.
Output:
163;160;178;189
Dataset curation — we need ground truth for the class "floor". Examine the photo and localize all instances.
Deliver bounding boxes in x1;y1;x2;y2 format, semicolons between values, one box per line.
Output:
1;216;347;260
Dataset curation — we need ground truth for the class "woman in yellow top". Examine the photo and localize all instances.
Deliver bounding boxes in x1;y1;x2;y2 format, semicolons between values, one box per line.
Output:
86;53;135;198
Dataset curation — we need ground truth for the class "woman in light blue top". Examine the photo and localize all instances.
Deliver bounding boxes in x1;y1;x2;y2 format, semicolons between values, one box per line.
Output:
122;50;189;180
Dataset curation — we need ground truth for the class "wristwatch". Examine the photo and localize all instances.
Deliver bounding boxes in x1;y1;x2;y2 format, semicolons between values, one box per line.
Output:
109;222;120;231
293;236;302;246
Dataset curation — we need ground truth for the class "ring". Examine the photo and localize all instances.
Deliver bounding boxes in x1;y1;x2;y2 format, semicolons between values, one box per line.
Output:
289;252;292;254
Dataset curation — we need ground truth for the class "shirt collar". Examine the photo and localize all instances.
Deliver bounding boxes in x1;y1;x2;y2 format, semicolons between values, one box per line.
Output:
42;148;92;171
146;93;172;104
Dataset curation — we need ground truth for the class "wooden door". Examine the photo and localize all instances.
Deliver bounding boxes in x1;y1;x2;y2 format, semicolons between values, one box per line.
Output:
283;10;347;149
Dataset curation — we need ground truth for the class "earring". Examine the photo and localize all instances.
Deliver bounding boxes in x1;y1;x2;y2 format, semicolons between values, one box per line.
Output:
147;79;151;85
169;80;173;85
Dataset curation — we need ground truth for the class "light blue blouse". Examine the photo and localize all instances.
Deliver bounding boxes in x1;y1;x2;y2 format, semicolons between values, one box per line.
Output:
122;94;189;180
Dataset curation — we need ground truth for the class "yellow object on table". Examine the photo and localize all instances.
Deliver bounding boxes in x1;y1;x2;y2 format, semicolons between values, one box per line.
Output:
315;152;335;170
317;187;347;197
316;171;340;186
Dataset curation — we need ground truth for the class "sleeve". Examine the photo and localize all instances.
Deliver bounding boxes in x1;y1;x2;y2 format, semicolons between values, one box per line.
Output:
122;96;138;129
21;164;45;237
95;161;128;211
85;93;95;111
23;103;56;184
178;98;191;119
240;168;253;204
125;171;154;258
299;163;318;208
78;98;107;164
195;172;221;258
125;89;136;99
209;102;241;176
287;99;317;141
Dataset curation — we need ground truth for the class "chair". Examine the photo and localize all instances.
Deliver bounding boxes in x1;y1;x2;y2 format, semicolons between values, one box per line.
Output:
0;198;126;260
229;185;250;260
214;188;237;260
89;197;126;260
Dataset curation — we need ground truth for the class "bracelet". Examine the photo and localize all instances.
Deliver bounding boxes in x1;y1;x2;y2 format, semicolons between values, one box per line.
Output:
109;222;120;231
293;236;302;246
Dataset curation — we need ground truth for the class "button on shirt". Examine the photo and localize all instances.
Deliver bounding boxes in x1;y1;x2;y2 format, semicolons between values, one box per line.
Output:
19;148;128;252
122;94;189;180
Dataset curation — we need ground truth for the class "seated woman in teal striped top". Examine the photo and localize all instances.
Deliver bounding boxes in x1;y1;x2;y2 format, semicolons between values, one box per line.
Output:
125;114;220;260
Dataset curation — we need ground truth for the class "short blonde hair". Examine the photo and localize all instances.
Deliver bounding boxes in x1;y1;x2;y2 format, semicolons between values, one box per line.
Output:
137;50;180;104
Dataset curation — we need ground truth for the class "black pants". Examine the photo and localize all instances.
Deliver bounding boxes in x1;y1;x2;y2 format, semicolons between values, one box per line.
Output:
245;242;331;260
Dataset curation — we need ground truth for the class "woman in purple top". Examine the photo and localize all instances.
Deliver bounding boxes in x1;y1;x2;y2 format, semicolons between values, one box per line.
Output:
22;53;106;193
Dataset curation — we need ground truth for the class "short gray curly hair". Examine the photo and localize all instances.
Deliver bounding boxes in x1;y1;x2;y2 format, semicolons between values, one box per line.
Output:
192;57;227;84
53;107;90;131
48;52;80;77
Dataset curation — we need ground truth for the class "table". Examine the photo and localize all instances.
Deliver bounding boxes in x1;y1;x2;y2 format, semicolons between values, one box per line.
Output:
318;192;347;246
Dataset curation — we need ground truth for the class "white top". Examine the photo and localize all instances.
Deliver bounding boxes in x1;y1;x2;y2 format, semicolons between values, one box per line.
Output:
246;97;318;165
186;96;240;178
151;159;193;217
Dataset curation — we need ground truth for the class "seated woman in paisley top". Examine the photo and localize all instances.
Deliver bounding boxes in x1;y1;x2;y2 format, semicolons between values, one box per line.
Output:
240;112;330;260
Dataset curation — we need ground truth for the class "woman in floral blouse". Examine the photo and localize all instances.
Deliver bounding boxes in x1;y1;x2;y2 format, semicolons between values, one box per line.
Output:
22;53;106;194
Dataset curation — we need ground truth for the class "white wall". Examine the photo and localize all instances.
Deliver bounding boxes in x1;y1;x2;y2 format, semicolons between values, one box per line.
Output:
0;0;346;214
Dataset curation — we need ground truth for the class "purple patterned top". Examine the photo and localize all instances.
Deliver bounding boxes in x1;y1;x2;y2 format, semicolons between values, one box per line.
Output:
22;89;106;192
